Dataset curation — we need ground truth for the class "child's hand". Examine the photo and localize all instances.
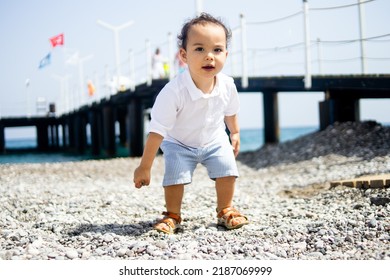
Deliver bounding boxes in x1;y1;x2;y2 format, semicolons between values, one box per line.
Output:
230;132;240;157
133;166;151;188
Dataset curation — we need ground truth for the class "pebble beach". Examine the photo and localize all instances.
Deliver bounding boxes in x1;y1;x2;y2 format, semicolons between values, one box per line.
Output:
0;121;389;260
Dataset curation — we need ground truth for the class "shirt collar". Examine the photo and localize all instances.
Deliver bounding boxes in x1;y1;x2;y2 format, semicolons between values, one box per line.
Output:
184;69;221;101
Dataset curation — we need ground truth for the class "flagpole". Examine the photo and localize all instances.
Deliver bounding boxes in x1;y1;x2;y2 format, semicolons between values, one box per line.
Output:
25;79;31;117
78;55;93;108
52;74;71;115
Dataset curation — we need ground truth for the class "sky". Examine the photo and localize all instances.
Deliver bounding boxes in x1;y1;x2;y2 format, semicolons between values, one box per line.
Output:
1;0;390;139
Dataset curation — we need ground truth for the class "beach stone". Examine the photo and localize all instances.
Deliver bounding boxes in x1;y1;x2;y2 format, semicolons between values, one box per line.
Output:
26;247;40;256
293;241;307;251
116;248;127;257
368;218;378;228
81;251;91;259
103;234;114;243
47;252;58;259
65;250;79;259
155;240;168;249
307;252;324;259
0;121;389;260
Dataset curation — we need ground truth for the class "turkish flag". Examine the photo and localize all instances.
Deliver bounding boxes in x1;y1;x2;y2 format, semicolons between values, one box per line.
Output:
50;33;64;48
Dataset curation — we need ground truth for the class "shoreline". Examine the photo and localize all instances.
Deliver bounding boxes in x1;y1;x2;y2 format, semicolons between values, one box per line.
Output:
0;121;389;260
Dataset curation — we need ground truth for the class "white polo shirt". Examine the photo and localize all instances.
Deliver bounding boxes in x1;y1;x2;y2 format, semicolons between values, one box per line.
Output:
149;69;240;148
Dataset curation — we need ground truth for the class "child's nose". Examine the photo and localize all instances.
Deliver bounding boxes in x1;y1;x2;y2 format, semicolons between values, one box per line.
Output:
205;52;214;60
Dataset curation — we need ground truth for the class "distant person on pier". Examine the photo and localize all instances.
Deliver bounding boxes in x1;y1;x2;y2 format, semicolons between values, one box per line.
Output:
134;13;248;234
152;48;166;79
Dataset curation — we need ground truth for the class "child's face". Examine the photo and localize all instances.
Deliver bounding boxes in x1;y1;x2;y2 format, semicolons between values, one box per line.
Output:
179;22;228;84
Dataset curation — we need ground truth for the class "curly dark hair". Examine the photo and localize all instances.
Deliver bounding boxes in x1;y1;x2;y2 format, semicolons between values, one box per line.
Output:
177;12;232;50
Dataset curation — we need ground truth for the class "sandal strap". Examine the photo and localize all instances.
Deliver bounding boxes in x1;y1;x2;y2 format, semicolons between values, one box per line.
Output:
217;207;249;230
162;211;182;224
217;207;244;220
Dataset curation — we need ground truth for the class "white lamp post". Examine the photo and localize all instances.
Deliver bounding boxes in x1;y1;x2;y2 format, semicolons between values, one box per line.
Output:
97;19;134;84
240;14;248;88
195;0;203;16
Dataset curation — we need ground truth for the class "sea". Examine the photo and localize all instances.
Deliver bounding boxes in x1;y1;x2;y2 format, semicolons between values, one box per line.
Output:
0;126;317;164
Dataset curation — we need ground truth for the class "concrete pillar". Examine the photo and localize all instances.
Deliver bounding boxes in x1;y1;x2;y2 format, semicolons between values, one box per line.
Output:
0;124;4;153
319;95;360;130
103;106;116;156
62;122;68;148
36;124;49;151
76;115;87;154
49;124;59;149
118;111;127;146
263;91;280;144
89;110;102;156
127;98;144;156
68;116;76;150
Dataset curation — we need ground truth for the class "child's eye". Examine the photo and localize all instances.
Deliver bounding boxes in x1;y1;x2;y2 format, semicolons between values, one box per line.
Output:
214;48;223;53
195;47;204;52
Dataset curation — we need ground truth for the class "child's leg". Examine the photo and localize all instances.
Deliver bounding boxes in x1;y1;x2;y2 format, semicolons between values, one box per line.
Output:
154;184;184;233
215;176;236;211
215;176;247;227
164;184;184;214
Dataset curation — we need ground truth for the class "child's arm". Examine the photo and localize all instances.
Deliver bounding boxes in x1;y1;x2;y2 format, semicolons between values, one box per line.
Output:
133;132;164;188
224;114;240;157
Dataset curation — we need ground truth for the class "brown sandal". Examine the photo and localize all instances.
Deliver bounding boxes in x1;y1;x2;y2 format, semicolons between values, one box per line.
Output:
217;207;249;230
154;211;182;234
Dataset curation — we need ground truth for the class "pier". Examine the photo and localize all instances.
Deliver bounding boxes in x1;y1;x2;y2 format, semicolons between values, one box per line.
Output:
1;74;390;157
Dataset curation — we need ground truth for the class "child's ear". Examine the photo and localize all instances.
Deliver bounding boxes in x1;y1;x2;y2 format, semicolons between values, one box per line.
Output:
179;48;187;63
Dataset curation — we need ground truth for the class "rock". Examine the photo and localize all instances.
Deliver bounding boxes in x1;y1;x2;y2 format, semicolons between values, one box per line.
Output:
370;197;390;206
65;250;79;259
293;241;307;251
117;248;127;257
368;218;378;228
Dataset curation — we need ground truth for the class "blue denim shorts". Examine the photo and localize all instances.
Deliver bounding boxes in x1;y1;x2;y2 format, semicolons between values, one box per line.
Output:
160;140;239;187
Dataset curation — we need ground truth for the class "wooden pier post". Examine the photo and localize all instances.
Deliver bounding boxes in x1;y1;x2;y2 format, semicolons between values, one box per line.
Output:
263;91;280;144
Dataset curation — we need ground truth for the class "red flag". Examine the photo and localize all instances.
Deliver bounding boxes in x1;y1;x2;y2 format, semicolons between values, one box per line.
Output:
50;33;64;48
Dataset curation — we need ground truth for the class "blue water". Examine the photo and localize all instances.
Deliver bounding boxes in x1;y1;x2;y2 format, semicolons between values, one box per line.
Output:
0;126;317;164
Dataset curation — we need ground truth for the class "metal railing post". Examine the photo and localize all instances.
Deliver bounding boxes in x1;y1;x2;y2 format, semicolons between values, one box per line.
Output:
146;40;152;86
303;0;312;89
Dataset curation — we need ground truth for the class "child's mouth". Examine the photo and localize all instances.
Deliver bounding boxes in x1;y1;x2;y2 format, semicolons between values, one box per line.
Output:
202;65;215;70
